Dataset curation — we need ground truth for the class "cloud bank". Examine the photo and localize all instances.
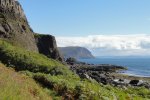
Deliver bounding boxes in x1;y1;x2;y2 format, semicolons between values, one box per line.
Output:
56;34;150;56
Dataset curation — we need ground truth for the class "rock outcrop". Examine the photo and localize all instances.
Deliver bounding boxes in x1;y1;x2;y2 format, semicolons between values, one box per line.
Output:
0;0;63;61
0;0;25;18
0;0;38;52
59;46;95;59
35;34;63;61
69;62;150;89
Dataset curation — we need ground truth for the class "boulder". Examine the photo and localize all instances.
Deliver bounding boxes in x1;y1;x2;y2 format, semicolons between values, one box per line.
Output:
129;80;143;86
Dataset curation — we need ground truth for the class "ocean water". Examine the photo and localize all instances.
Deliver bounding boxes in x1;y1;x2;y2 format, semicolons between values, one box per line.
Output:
79;57;150;77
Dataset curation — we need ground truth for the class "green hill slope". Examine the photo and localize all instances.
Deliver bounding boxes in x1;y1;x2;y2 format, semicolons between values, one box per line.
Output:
0;63;51;100
0;39;69;75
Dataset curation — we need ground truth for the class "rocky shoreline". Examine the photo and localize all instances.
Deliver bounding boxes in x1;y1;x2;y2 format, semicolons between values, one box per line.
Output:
67;60;150;89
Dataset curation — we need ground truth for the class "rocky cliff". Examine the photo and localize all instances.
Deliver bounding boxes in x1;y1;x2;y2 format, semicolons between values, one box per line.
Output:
59;46;95;59
0;0;38;52
35;34;63;61
0;0;62;61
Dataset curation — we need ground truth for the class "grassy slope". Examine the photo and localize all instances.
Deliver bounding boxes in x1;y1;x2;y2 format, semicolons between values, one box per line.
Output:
0;39;71;75
0;39;150;100
32;73;150;100
0;63;52;100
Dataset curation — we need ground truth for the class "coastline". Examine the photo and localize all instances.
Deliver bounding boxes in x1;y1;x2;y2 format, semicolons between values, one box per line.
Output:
120;72;150;78
67;58;150;88
111;72;150;83
79;57;150;78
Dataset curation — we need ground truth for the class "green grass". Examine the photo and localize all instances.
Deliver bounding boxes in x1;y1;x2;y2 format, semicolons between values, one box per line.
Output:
0;63;52;100
34;33;47;38
0;39;71;75
21;72;150;100
0;39;150;100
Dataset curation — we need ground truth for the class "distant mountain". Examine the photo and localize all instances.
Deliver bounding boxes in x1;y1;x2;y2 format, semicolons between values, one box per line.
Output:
58;46;95;59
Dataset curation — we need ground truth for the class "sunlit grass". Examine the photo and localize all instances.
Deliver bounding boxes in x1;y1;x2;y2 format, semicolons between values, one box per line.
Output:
0;39;71;75
0;63;52;100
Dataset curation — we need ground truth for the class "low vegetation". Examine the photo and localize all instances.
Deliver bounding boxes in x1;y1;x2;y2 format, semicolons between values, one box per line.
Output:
0;63;51;100
0;39;150;100
25;72;149;100
0;39;71;75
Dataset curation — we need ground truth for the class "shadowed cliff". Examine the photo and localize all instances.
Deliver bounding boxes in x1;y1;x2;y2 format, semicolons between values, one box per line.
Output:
35;34;63;61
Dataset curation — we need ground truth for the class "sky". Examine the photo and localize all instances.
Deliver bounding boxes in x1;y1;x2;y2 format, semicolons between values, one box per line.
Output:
19;0;150;56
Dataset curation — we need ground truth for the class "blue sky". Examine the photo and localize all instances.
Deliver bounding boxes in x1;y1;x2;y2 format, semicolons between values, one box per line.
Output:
19;0;150;56
19;0;150;36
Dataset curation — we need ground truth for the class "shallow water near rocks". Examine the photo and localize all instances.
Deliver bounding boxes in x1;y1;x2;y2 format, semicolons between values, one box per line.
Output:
79;57;150;77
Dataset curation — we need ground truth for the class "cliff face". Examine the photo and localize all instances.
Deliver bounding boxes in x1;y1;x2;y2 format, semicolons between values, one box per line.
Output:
0;0;38;52
0;0;26;18
35;34;63;61
59;46;95;59
0;0;63;61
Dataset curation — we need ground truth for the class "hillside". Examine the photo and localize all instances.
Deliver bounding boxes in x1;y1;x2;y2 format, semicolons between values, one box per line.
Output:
59;46;95;59
0;63;51;100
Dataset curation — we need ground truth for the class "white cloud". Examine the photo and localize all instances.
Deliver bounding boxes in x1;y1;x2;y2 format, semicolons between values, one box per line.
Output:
56;34;150;56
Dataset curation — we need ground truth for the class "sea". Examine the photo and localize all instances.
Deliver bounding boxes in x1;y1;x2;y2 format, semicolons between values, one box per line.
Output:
78;57;150;77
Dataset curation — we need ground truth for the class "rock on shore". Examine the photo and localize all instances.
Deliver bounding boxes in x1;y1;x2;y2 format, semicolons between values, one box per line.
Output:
69;61;150;89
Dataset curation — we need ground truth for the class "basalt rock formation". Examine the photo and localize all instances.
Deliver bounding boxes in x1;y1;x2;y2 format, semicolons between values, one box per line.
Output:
35;34;63;61
0;0;38;52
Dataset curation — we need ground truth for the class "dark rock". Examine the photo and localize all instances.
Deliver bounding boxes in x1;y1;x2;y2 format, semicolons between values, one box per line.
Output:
66;57;77;65
119;79;124;82
2;23;11;32
129;80;139;86
100;77;107;85
35;34;63;61
69;62;128;85
70;62;150;89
